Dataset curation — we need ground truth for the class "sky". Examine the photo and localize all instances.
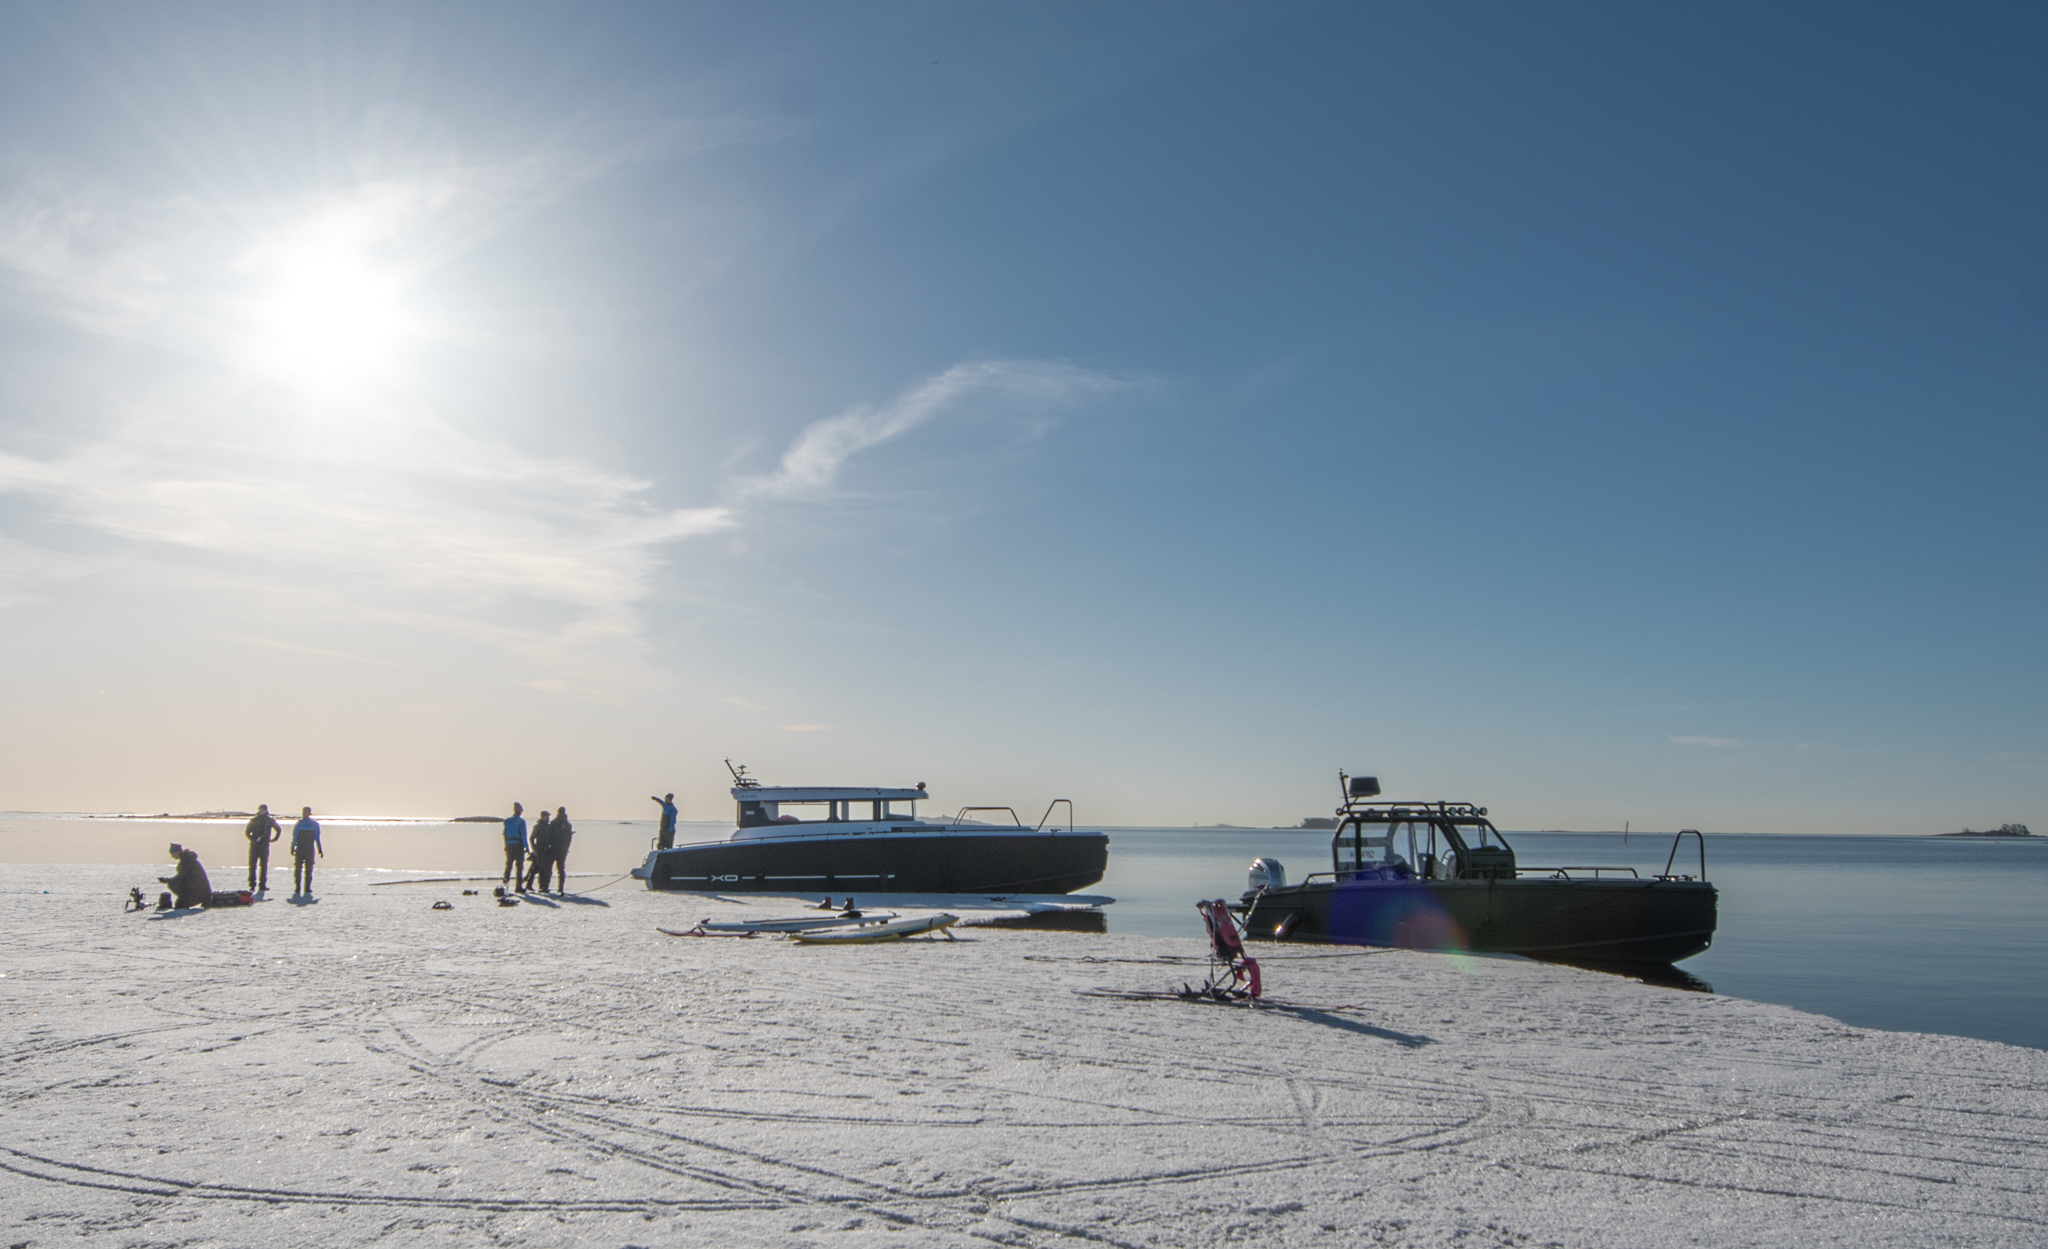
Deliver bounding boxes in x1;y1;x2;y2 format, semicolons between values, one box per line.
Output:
0;2;2043;833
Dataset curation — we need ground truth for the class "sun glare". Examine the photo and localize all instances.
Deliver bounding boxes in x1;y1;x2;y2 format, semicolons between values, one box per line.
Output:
240;197;424;387
260;248;402;377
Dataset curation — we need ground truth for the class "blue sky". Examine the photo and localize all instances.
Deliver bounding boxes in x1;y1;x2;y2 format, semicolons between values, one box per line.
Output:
0;3;2042;831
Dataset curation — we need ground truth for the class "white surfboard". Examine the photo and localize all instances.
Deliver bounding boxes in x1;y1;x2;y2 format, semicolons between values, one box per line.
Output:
659;912;899;937
700;912;897;934
788;914;959;944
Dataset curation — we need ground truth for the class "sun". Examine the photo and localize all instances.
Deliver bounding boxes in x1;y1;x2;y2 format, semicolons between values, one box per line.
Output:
262;249;401;376
239;199;421;386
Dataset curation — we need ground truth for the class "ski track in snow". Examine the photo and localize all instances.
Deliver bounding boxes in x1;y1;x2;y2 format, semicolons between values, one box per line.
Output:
2;864;2044;1247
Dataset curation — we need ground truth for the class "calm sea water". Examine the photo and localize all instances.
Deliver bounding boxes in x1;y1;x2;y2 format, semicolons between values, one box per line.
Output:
5;816;2042;1051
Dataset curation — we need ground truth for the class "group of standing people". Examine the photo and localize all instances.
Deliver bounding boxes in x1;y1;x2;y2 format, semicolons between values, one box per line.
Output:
241;804;324;896
501;802;575;895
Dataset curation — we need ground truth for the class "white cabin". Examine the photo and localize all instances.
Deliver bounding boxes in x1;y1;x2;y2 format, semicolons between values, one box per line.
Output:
732;785;933;840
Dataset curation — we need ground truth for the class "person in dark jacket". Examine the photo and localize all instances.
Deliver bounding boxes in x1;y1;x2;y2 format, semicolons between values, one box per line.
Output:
523;810;554;893
159;843;211;909
549;807;574;896
244;804;280;891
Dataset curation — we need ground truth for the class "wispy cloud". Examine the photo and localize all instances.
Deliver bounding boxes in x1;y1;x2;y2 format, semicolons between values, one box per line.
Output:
0;433;734;694
1670;735;1741;748
0;162;171;334
215;633;400;668
737;360;1126;499
0;535;100;607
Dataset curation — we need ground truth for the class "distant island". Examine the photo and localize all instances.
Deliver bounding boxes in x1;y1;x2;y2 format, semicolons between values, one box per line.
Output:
1298;817;1336;830
104;811;253;820
1939;824;2034;838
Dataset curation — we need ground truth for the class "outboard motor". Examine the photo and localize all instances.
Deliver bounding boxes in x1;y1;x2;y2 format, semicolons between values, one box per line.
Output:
1247;857;1286;891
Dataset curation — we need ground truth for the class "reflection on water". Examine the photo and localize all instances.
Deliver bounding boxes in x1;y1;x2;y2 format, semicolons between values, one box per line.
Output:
972;910;1108;933
1548;960;1714;993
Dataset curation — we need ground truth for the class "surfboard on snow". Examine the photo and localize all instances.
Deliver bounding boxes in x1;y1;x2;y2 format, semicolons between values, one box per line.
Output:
658;912;898;937
702;912;898;934
788;914;959;944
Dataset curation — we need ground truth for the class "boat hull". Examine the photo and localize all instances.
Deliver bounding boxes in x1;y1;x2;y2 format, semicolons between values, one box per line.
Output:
645;832;1109;895
1240;877;1717;963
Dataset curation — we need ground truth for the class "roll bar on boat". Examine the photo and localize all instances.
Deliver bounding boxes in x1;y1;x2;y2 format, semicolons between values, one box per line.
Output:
1329;771;1708;883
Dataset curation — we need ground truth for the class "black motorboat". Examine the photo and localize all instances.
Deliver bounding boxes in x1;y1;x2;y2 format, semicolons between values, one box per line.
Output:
1234;774;1717;962
639;765;1108;895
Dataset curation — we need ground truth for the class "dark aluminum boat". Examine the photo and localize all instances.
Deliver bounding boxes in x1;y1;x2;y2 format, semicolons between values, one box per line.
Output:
639;766;1108;896
1235;774;1717;963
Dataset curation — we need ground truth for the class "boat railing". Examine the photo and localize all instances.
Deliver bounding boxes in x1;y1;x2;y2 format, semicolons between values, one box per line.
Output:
1518;866;1641;880
1657;829;1707;882
946;806;1025;830
1035;799;1075;833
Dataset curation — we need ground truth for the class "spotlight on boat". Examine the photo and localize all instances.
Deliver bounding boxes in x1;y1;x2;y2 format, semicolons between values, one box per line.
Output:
1348;775;1381;798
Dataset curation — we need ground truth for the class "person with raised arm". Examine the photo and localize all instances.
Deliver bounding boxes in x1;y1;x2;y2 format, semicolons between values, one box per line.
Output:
651;792;678;849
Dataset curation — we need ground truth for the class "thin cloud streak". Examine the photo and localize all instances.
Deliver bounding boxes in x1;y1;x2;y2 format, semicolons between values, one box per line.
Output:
215;633;401;668
737;360;1127;499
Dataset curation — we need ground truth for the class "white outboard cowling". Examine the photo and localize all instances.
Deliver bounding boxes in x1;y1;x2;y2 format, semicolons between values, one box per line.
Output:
1248;857;1286;891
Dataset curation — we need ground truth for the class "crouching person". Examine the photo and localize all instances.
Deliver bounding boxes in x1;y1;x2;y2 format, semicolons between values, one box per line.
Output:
158;843;211;910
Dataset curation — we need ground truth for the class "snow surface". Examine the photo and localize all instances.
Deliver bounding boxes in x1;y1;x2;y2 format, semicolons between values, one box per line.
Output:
4;863;2045;1247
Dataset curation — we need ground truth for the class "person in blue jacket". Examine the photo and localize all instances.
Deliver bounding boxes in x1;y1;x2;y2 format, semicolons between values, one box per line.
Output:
290;807;323;897
651;792;678;849
501;802;528;889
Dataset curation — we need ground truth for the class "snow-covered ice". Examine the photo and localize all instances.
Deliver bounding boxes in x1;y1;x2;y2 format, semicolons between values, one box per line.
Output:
3;863;2045;1247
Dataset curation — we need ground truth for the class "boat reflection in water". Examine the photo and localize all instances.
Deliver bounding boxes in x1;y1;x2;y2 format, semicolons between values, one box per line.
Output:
1235;774;1717;971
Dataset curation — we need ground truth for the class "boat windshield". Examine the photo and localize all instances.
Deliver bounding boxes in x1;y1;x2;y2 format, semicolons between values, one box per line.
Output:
737;798;917;828
1332;814;1511;877
1334;820;1408;872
